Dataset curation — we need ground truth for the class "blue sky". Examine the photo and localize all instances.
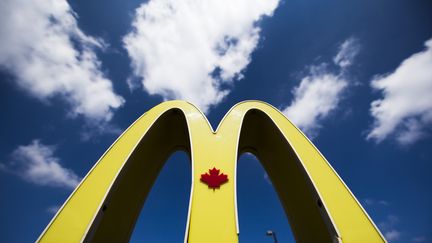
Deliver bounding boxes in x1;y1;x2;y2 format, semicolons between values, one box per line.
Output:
0;0;431;242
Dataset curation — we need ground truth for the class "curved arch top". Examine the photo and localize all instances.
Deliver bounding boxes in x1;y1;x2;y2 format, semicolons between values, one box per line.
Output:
38;100;385;243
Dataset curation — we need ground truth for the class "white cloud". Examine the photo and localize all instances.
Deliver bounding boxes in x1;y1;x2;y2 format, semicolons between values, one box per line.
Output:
379;215;401;242
0;0;124;121
0;140;80;189
282;38;359;137
367;38;432;144
46;205;61;214
283;68;347;136
79;121;123;141
123;0;279;112
412;236;427;242
364;198;389;206
334;38;360;68
385;230;401;241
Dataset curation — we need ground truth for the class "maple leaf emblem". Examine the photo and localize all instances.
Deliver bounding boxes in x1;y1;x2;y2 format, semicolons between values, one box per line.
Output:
200;167;228;189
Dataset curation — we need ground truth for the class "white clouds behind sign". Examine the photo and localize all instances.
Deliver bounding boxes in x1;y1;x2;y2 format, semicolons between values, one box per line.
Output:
283;38;359;137
283;68;347;137
0;140;80;189
0;0;124;122
368;38;432;144
123;0;279;112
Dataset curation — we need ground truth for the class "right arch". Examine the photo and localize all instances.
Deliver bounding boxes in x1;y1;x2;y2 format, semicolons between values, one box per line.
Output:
237;108;384;242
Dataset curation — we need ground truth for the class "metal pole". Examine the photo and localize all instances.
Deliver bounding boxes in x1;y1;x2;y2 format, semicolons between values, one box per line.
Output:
266;230;278;243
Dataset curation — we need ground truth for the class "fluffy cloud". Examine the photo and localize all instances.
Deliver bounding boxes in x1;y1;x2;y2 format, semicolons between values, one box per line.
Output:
412;236;427;242
123;0;279;112
0;0;124;121
333;38;360;68
282;38;359;137
379;215;401;242
0;140;80;189
385;230;401;241
367;38;432;144
46;205;61;214
283;68;347;136
364;198;389;206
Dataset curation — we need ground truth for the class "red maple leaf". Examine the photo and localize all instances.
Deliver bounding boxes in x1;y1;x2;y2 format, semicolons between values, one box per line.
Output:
200;167;228;189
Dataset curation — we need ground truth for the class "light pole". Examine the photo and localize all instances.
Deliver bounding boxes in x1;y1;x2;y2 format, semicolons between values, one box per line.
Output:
266;230;278;243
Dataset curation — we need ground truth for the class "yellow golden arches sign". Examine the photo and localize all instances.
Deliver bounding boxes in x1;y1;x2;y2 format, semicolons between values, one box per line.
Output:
37;100;386;243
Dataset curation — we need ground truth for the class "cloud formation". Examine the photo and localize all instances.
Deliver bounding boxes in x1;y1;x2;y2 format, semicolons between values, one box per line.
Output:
282;38;359;137
333;38;361;68
385;230;401;241
0;140;80;189
379;215;401;242
282;68;347;136
0;0;124;121
364;198;389;206
123;0;279;112
367;38;432;144
46;205;61;214
412;236;427;242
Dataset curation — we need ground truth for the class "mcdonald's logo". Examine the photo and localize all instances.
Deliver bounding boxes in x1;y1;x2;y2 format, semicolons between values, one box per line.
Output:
37;101;386;243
